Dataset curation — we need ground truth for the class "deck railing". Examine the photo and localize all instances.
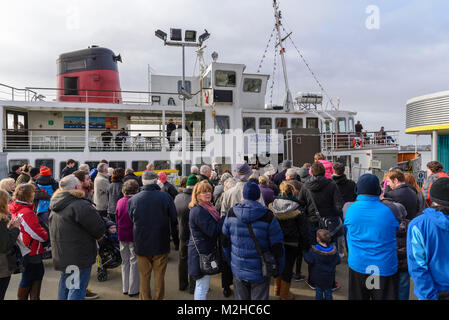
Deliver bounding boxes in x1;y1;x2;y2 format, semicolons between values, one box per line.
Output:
321;130;399;152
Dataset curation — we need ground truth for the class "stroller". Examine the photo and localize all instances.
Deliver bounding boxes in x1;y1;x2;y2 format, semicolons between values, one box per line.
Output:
96;219;122;282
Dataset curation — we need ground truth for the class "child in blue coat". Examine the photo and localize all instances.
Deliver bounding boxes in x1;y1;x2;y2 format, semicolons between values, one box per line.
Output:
304;229;340;300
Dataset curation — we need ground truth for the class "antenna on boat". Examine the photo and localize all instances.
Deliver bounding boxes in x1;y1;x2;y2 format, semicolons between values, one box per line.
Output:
273;0;293;112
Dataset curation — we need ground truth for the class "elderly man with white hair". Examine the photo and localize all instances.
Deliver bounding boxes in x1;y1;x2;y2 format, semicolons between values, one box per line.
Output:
49;174;105;300
128;170;178;300
190;166;199;175
78;163;90;173
198;165;214;191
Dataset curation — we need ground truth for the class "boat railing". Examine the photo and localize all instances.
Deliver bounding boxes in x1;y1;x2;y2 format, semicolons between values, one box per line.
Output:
320;130;399;152
1;129;206;152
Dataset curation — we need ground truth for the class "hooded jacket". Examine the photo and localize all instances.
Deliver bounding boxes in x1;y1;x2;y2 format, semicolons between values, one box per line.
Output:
407;206;449;300
222;199;285;283
309;160;334;179
269;196;310;250
304;243;341;290
298;176;344;226
332;174;356;203
9;200;48;257
49;189;105;271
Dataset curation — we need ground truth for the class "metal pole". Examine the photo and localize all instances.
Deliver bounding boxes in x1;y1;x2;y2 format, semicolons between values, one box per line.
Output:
85;108;89;152
432;130;438;161
182;45;186;177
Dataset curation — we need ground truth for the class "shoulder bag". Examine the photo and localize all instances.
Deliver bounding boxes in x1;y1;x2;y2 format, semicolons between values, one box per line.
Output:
189;224;221;275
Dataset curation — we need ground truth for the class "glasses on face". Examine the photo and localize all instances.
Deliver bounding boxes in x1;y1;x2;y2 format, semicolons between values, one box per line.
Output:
200;191;212;195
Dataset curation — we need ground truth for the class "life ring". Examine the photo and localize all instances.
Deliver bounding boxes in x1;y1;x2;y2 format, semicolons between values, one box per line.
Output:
352;137;363;149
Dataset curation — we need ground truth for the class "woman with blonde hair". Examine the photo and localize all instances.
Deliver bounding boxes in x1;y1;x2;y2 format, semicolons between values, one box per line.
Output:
0;178;16;198
269;181;309;300
0;190;22;300
404;173;427;212
9;184;48;300
310;153;334;179
188;180;222;300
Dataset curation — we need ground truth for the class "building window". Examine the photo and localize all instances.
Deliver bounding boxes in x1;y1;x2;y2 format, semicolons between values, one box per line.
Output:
177;80;191;94
215;70;236;87
132;161;148;172
259;118;272;131
338;118;346;133
275;118;287;129
154;160;170;170
291;118;303;128
243;117;256;132
306;118;318;129
243;78;262;93
214;116;230;134
203;71;211;89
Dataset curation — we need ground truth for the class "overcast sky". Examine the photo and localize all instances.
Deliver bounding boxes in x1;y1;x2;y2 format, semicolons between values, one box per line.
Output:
1;0;448;145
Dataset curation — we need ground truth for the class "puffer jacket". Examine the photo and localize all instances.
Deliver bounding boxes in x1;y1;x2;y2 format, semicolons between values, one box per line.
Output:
309;160;334;179
49;189;105;271
222;199;285;283
9;200;48;256
304;243;340;290
0;219;20;278
269;196;310;251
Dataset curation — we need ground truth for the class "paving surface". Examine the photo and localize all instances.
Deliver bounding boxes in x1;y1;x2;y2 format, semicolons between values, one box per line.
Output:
4;245;417;300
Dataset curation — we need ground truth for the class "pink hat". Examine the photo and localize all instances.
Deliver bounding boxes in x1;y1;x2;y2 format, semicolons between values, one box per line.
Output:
158;171;167;183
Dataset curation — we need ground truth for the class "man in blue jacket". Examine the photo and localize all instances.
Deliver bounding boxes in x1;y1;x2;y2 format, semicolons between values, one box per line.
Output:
407;177;449;300
222;182;285;300
128;170;178;300
344;174;405;300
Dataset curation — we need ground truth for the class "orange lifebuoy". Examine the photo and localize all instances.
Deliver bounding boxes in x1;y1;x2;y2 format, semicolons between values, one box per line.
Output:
352;137;363;149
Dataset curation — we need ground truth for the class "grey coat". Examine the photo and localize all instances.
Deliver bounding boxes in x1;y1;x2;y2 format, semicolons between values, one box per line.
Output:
220;181;265;217
94;172;110;211
49;189;105;271
107;182;124;215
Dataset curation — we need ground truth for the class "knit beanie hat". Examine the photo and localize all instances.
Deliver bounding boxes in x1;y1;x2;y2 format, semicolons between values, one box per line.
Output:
356;174;381;196
186;174;198;187
429;177;449;206
40;166;51;176
30;167;40;177
243;181;261;201
158;171;167;183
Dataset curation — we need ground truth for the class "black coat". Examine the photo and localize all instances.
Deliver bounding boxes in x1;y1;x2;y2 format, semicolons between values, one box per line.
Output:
161;181;179;200
332;174;357;203
298;176;344;226
128;184;178;256
384;183;419;220
174;188;193;242
123;173;142;187
60;166;77;178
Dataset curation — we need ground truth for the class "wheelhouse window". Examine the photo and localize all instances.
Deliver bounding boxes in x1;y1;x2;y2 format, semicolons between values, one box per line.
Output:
338;118;346;133
215;70;236;87
177;80;191;94
259;118;272;131
203;71;211;89
348;118;354;132
306;118;318;129
243;78;262;93
291;118;303;128
109;161;126;169
243;117;256;132
322;120;334;133
154;160;170;170
132;161;148;172
35;159;54;175
275;118;287;129
66;60;86;71
214;116;230;134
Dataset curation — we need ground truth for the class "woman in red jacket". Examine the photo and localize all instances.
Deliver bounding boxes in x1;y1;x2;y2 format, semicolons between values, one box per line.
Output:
9;184;48;300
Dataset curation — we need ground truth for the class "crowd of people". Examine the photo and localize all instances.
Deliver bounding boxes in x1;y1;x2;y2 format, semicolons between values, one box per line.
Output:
0;155;448;301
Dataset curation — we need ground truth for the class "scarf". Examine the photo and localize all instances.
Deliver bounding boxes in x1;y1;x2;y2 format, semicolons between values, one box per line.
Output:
199;202;220;222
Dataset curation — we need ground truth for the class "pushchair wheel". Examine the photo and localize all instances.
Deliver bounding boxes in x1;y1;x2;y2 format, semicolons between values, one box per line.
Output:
97;268;108;282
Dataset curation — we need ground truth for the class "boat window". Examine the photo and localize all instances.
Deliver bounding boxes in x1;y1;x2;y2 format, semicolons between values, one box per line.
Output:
348;118;354;132
243;78;262;93
59;161;79;175
214;115;230;134
85;161;100;171
132;161;148;172
203;71;212;89
291;118;303;128
109;161;126;169
175;161;191;176
322;120;334;133
154;160;170;170
177;80;191;94
168;97;176;105
215;70;236;87
259;118;272;131
66;60;86;71
8;159;28;172
275;118;287;129
35;159;54;175
306;118;318;129
195;157;211;166
338;118;346;133
64;77;78;96
243;117;256;132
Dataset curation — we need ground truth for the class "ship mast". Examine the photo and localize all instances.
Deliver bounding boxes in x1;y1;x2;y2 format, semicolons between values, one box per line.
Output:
273;0;293;111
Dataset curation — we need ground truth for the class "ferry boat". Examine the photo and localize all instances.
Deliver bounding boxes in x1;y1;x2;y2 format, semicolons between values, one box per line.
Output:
0;1;402;183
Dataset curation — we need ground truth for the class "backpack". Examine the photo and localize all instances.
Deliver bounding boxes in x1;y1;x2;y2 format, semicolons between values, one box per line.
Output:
36;184;54;213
